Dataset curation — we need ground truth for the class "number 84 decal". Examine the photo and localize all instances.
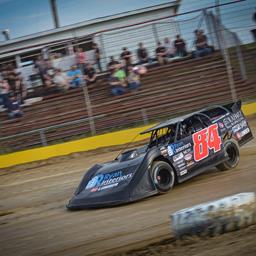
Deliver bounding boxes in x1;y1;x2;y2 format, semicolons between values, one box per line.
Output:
192;123;222;162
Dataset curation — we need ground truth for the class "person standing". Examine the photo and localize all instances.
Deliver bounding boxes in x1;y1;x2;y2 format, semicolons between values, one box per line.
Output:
174;35;187;57
155;41;168;65
76;48;87;74
137;42;149;64
92;43;102;72
120;47;132;69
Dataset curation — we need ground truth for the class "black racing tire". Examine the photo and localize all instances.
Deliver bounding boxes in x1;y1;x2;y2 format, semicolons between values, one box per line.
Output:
151;161;175;193
216;140;240;171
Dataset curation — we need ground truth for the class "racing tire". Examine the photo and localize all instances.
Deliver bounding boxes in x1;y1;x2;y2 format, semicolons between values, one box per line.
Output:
216;140;240;171
151;161;175;193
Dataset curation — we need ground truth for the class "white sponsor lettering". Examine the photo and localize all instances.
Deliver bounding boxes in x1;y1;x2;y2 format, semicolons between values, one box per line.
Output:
240;128;250;137
180;170;188;176
173;153;184;162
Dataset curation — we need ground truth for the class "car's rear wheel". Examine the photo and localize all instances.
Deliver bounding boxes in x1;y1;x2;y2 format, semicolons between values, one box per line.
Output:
216;140;240;171
151;161;175;193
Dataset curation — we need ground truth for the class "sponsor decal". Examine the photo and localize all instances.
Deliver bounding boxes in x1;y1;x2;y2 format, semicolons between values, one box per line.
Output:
173;152;184;162
175;159;185;165
177;163;186;168
223;111;243;129
232;120;247;133
180;169;188;176
192;123;222;162
218;122;224;129
85;170;133;191
183;148;191;155
186;160;194;167
184;153;192;161
239;128;250;137
184;153;194;166
167;145;174;156
168;142;192;156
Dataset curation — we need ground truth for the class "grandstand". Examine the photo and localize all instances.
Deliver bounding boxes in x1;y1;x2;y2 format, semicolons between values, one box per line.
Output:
0;0;256;154
1;49;255;153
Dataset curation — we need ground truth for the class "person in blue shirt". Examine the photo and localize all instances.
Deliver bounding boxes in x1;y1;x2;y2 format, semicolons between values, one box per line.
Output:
67;65;82;88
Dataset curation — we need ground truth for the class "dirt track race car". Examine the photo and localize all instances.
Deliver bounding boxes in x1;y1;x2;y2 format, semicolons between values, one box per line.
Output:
67;101;253;209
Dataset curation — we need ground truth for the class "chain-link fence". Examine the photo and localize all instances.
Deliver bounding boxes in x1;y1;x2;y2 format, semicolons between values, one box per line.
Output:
1;0;256;153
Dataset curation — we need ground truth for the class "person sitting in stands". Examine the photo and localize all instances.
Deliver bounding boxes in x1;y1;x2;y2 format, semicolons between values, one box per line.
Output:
174;35;187;57
109;67;127;96
193;30;213;58
126;65;141;91
53;68;69;91
155;41;168;65
8;93;23;119
0;79;12;111
164;37;175;58
120;47;132;68
137;42;149;65
107;56;120;72
67;65;82;88
84;63;97;85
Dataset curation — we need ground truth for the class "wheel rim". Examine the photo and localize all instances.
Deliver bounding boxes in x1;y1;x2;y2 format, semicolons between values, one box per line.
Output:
226;145;237;166
156;168;172;186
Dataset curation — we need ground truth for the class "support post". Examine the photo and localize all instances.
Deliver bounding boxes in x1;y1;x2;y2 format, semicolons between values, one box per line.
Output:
82;84;96;136
39;130;47;146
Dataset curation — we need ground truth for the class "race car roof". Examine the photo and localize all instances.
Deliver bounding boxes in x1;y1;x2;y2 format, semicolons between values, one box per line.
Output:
140;103;230;135
140;112;196;134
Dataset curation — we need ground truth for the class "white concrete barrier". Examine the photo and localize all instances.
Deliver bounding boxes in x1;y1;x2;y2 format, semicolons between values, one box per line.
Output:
170;193;256;239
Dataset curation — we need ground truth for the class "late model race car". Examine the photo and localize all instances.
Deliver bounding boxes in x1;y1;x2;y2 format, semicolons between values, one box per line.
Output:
67;101;253;209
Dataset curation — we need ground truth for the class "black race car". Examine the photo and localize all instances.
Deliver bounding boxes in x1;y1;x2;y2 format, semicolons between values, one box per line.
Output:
67;101;253;209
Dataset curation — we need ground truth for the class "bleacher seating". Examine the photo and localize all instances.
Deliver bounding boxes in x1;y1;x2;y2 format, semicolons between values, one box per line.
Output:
1;52;256;152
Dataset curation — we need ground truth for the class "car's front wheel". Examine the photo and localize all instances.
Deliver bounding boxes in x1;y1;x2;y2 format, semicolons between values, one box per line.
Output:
151;161;175;193
216;140;240;171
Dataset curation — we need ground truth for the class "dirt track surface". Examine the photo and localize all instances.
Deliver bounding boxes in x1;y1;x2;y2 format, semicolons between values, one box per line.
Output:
1;117;256;256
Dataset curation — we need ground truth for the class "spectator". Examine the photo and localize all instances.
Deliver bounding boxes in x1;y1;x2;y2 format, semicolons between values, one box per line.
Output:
84;63;97;85
126;65;141;90
67;65;82;88
53;68;69;91
114;66;126;83
3;64;16;92
0;79;12;111
120;47;132;67
137;42;150;65
92;43;102;72
34;57;54;89
109;66;127;96
155;41;168;65
15;74;27;104
174;35;187;57
8;93;23;119
164;37;175;57
34;56;48;84
107;56;120;72
193;30;213;58
2;64;27;103
76;48;87;74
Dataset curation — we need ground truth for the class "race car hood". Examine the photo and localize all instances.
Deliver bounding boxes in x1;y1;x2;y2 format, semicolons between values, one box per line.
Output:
67;151;157;209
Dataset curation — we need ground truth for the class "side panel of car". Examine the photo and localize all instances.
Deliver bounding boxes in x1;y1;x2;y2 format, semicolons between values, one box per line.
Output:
213;109;253;146
166;123;227;183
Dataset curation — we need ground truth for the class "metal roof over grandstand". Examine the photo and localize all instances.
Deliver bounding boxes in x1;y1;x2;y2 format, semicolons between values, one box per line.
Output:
0;1;179;57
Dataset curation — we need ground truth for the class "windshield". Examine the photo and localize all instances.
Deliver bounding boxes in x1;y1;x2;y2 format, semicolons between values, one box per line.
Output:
148;125;176;148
